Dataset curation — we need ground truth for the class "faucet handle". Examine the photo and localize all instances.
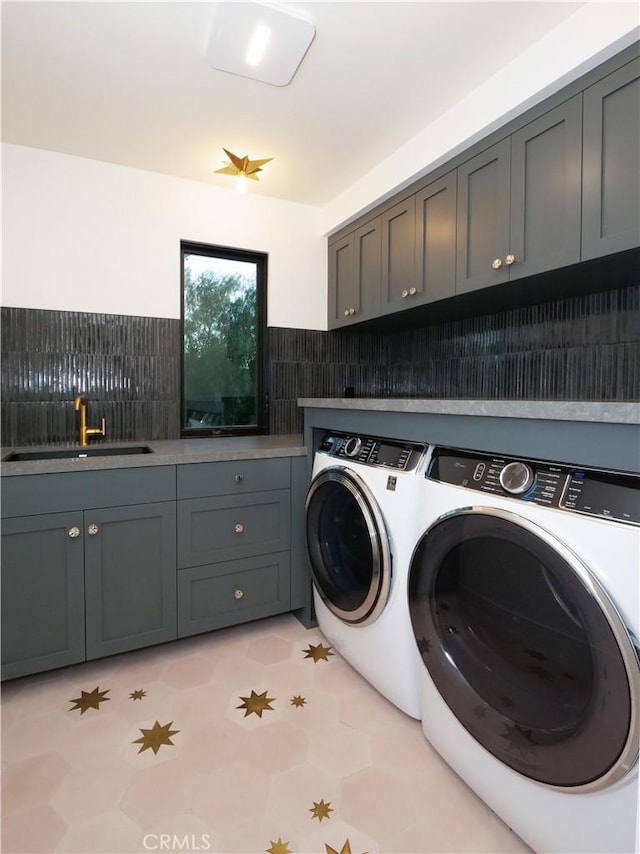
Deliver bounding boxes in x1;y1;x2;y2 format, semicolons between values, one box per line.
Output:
99;417;106;438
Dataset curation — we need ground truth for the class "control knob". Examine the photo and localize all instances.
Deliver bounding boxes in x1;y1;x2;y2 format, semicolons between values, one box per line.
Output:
499;461;534;494
343;436;363;458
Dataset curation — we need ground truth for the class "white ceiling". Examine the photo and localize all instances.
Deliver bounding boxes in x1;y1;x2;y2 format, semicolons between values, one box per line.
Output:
2;1;589;207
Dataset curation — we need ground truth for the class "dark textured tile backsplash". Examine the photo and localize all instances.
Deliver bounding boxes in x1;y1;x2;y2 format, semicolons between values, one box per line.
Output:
1;284;638;446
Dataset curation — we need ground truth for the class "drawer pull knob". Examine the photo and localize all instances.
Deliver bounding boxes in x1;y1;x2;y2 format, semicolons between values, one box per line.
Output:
87;523;99;536
401;289;409;299
492;258;503;270
505;253;517;266
234;474;244;483
234;522;245;534
68;526;81;539
408;286;417;296
234;588;244;600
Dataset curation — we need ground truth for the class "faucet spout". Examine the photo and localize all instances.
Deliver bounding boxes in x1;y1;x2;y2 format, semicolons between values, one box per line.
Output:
73;395;106;446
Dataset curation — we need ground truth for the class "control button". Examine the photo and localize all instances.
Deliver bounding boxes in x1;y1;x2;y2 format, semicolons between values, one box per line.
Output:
343;437;363;458
499;461;534;495
473;463;486;481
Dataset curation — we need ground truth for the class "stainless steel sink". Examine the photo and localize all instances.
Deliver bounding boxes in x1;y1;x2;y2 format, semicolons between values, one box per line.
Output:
3;445;154;462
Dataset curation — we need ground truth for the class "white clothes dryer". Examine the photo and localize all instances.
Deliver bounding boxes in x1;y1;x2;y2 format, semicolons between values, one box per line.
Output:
305;431;429;718
409;446;640;854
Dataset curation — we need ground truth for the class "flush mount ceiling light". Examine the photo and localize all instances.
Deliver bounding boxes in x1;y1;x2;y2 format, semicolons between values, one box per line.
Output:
205;1;315;87
214;148;273;193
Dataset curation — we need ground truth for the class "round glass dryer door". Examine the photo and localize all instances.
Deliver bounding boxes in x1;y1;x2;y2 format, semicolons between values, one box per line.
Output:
305;468;391;625
408;507;639;790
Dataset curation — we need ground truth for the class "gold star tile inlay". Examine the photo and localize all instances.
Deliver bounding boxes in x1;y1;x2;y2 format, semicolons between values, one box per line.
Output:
291;695;306;708
237;689;276;718
68;686;110;715
266;837;292;854
303;642;334;663
310;799;334;822
132;720;180;755
129;689;147;701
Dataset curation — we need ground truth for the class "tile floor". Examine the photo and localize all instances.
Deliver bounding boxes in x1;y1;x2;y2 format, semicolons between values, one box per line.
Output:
1;613;531;854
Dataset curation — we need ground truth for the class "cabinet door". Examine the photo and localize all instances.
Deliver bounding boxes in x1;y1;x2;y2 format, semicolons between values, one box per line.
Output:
381;197;416;313
328;234;355;329
414;172;457;305
582;58;640;260
510;96;582;280
84;502;176;660
456;139;511;294
1;512;85;680
328;220;381;329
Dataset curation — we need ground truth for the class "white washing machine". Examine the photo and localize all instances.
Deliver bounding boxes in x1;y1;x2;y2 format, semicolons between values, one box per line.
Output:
305;431;430;718
408;446;640;854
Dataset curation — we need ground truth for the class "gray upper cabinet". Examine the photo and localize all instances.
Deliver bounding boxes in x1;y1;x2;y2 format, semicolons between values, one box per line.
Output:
381;197;416;313
328;219;381;329
327;46;638;329
414;171;457;305
582;58;640;260
457;96;582;295
456;138;511;295
510;95;582;279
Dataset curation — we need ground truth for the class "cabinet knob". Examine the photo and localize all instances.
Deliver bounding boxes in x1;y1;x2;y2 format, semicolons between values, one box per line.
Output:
408;286;417;296
234;474;244;483
505;253;517;266
401;289;409;299
87;523;99;536
234;588;244;600
349;307;356;315
492;258;503;270
67;526;81;539
344;309;350;316
234;522;245;534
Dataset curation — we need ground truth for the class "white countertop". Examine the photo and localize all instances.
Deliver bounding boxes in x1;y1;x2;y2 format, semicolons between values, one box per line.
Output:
298;399;640;424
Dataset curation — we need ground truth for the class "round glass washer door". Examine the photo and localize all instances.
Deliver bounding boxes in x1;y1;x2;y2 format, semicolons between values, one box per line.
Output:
408;507;639;791
305;467;391;626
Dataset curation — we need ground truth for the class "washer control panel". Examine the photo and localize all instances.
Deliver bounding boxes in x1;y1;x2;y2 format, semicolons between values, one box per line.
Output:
318;432;425;472
428;447;639;525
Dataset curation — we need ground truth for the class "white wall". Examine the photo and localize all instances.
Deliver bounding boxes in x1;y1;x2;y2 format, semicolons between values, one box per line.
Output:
1;144;327;329
322;4;640;235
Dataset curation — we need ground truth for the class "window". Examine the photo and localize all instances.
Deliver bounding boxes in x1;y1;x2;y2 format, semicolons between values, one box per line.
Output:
181;241;267;437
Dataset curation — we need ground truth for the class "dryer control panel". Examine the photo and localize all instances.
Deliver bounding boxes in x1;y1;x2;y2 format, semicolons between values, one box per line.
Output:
428;447;639;526
317;432;426;472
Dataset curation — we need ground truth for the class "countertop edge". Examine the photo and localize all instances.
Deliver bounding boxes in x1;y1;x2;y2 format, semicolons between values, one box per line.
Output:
1;435;306;477
297;399;640;425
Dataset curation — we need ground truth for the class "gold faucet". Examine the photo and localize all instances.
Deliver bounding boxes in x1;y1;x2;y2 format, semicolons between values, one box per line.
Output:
73;395;106;447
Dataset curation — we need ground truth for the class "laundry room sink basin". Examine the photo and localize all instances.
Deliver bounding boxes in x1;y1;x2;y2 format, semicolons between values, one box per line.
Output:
3;445;154;462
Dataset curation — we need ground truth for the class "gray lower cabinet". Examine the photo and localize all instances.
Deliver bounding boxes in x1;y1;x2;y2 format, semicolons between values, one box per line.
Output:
1;466;177;680
176;457;297;638
84;501;177;660
582;57;640;260
1;512;86;680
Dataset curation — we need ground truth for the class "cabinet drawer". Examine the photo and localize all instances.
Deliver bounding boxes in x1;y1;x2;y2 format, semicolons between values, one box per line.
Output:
177;489;290;568
177;552;291;637
177;457;290;499
2;466;176;517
